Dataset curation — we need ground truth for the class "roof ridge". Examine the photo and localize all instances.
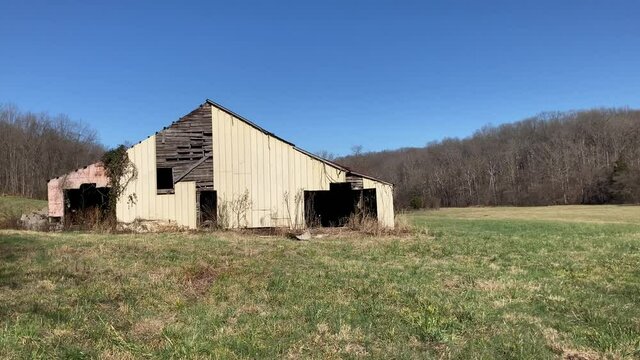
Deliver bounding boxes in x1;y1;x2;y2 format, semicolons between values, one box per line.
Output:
205;99;393;186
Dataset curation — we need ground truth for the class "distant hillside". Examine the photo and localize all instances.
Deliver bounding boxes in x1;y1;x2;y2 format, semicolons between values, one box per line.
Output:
338;109;640;209
0;195;47;219
0;104;105;199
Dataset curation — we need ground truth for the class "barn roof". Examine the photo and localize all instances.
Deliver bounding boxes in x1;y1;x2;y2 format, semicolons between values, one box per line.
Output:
205;99;393;186
49;100;393;186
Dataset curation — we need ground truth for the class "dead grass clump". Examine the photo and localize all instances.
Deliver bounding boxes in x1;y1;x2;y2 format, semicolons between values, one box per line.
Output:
394;212;414;232
475;279;507;292
442;276;462;289
344;212;413;236
99;349;137;360
286;324;368;359
182;262;225;296
237;227;292;237
147;268;172;284
0;211;21;229
131;315;175;343
543;327;601;360
64;207;116;233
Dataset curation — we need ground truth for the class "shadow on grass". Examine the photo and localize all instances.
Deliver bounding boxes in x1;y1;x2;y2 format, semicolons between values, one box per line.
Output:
0;233;47;289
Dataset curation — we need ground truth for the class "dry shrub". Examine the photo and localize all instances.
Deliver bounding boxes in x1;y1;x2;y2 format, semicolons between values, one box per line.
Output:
0;211;21;229
64;207;115;232
345;212;413;236
394;212;413;233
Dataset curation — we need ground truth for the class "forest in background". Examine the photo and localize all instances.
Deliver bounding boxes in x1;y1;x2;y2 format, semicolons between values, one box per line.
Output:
2;103;640;209
0;104;104;199
338;108;640;208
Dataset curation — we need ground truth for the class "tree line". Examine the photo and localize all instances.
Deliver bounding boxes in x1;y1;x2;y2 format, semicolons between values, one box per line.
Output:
337;108;640;208
0;104;105;199
3;103;639;208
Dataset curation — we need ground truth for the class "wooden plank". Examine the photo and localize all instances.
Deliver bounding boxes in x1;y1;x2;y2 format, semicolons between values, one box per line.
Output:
155;104;214;190
174;154;212;183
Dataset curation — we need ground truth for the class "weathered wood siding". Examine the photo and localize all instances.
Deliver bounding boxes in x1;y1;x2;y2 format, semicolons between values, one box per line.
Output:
156;104;213;190
116;136;198;228
346;174;364;190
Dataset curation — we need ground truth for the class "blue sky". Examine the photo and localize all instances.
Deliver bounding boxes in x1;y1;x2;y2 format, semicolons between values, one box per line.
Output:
1;1;639;155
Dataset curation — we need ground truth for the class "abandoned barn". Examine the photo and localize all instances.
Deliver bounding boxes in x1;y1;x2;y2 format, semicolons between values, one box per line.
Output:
47;100;395;229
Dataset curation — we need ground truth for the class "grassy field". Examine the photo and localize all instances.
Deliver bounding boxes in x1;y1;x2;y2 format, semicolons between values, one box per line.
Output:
421;205;640;224
0;206;639;359
0;195;46;219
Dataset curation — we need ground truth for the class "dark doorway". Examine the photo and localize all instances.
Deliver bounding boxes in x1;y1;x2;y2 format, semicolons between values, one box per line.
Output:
362;189;378;219
304;183;377;227
199;191;217;228
64;183;110;224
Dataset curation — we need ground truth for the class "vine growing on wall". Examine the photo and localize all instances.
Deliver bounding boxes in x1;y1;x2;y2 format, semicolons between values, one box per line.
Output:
101;145;137;222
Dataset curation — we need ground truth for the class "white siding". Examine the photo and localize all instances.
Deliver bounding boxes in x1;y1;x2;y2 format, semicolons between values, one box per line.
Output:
116;136;198;229
112;103;394;230
212;107;348;228
362;178;395;228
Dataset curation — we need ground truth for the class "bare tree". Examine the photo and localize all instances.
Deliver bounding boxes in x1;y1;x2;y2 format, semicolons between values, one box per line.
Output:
0;104;105;199
338;108;640;208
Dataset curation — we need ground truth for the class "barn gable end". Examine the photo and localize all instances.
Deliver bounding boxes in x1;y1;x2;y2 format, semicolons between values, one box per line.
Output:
49;100;394;229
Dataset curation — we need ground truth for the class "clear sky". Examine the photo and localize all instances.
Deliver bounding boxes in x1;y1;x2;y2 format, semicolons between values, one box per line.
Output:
1;1;639;155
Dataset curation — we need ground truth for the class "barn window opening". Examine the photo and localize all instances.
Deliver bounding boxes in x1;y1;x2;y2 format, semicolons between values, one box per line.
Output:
157;168;174;194
304;183;377;227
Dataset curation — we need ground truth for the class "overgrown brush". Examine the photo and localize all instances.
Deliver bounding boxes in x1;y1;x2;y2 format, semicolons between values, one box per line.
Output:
63;207;115;232
101;145;137;228
345;211;413;236
0;210;21;229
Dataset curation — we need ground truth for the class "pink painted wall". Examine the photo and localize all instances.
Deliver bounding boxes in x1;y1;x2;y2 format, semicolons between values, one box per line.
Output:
47;162;110;217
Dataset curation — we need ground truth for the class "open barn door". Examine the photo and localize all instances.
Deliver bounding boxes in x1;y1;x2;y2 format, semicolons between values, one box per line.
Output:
199;190;217;228
304;183;377;227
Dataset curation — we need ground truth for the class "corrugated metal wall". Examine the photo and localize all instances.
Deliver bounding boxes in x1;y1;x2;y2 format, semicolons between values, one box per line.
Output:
212;107;395;228
116;136;198;229
212;107;348;228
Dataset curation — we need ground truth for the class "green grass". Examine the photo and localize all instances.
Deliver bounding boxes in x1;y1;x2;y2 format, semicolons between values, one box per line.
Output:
0;195;47;219
416;204;640;224
1;206;639;359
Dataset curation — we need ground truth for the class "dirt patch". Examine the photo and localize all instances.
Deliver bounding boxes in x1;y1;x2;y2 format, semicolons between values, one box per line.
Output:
99;349;137;360
442;276;462;289
36;279;56;291
562;352;601;360
131;315;175;342
475;279;506;292
182;262;227;296
544;327;601;360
